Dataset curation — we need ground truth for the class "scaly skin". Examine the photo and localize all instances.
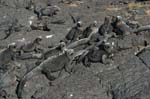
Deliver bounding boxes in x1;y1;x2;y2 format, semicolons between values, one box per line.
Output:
16;49;74;99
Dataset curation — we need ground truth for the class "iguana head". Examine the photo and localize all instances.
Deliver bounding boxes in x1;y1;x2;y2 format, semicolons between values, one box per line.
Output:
53;5;61;11
77;21;82;27
63;48;74;59
8;42;17;52
59;41;66;50
91;21;97;27
34;36;43;44
104;16;111;24
52;5;61;15
103;41;115;54
112;15;123;23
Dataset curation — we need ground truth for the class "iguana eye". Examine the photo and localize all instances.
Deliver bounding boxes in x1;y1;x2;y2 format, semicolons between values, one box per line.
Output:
13;45;16;48
104;45;109;49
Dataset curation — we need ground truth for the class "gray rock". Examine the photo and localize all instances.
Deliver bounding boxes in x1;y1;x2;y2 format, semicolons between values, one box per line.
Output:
97;55;150;99
42;64;111;99
0;15;19;40
137;49;150;68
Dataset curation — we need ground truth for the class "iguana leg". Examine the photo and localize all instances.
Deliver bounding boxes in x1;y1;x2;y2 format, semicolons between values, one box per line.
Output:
102;54;108;64
64;64;72;74
42;71;56;81
79;51;89;61
83;56;91;67
47;74;56;81
17;50;23;56
71;50;89;65
37;10;42;20
0;32;11;40
102;54;113;65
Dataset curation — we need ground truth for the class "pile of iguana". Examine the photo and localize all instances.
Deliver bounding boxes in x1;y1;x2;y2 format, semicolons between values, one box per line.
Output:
0;15;148;99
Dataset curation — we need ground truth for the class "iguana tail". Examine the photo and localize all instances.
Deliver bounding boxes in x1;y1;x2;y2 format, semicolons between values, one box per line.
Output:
133;25;150;33
67;38;89;49
16;66;41;99
16;55;57;99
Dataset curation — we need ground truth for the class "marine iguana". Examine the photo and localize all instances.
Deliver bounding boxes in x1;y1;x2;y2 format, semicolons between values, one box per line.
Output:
0;43;17;70
98;16;113;36
111;16;150;35
14;36;44;60
34;4;61;19
0;43;16;72
30;18;50;31
80;21;97;39
65;21;83;43
35;41;66;65
16;48;74;99
73;41;115;66
41;5;61;17
111;16;132;37
16;36;43;54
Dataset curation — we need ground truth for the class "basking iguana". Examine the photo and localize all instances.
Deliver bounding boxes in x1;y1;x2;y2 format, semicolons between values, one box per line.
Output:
16;48;74;99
